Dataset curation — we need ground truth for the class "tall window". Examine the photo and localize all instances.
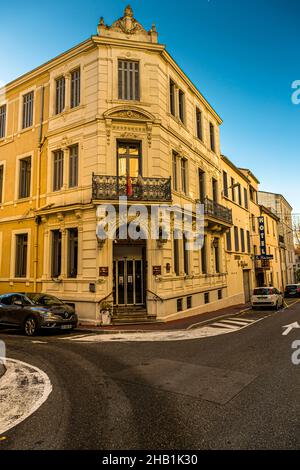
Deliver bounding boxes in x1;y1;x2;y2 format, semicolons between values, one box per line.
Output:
22;91;34;129
67;228;78;278
252;214;256;232
198;169;205;203
19;157;31;199
51;230;62;278
212;178;218;203
223;171;228;197
246;230;251;253
118;60;140;101
231;177;235;202
0;104;6;138
201;235;207;274
183;234;189;275
209;123;215;152
69;144;78;188
118;142;141;177
196;108;203;140
226;229;232;251
0;165;3;203
173;236;180;276
240;228;245;252
234;226;239;252
53;150;64;191
237;183;242;205
15;234;28;278
55;77;65;114
244;188;248;209
214;238;220;273
70;68;80;108
181;158;187;194
178;89;185;123
172;152;178;191
170;80;176;116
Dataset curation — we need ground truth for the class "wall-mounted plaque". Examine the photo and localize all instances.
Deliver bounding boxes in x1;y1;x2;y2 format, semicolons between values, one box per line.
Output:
99;267;109;277
152;265;162;276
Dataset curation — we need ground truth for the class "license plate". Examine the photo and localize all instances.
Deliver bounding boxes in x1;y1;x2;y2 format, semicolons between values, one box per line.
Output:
61;325;72;330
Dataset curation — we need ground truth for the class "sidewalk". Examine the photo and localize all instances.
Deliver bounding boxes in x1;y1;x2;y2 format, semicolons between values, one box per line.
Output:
77;302;251;334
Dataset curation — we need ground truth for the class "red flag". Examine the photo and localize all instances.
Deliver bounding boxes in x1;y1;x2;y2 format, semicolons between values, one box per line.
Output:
126;173;133;197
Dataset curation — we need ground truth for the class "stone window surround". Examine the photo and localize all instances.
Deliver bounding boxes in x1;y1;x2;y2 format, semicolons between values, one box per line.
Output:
49;63;82;117
10;228;31;281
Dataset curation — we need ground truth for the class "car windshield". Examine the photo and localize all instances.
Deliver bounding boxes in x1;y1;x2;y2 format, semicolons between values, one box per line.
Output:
26;293;63;306
253;288;273;295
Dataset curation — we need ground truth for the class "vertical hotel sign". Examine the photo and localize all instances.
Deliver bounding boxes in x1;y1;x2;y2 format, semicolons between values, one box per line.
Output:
258;216;266;256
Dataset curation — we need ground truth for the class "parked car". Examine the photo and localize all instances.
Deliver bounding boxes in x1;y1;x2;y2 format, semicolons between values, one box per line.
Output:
251;287;284;310
0;293;78;336
284;284;300;298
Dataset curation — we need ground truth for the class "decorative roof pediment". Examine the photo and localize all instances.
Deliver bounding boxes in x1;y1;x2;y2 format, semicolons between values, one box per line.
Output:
103;106;155;123
97;5;158;44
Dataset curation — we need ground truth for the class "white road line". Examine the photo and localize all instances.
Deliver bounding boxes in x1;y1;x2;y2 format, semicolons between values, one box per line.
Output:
0;358;52;435
221;319;254;326
210;322;238;329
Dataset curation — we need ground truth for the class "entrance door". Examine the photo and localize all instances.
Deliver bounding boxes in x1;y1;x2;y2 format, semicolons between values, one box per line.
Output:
113;259;144;306
243;270;251;303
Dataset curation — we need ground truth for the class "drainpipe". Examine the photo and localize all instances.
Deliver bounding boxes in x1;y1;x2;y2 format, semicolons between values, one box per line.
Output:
33;85;45;292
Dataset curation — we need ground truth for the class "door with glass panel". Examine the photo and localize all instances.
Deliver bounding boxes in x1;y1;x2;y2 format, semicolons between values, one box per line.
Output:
113;259;143;306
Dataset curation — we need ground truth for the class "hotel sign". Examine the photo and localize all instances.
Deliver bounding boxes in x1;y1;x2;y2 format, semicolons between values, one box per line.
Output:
258;216;267;256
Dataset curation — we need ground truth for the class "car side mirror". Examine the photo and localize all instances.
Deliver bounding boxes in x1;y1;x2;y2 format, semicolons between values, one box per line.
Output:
14;300;23;306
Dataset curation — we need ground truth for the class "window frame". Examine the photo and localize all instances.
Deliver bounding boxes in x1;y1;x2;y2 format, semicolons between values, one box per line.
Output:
0;104;7;139
70;68;81;109
55;76;66;115
69;144;79;188
18;156;31;199
196;107;203;140
118;59;140;101
53;149;64;192
22;91;34;129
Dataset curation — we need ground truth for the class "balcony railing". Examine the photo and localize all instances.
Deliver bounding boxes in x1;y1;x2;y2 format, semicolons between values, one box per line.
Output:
92;174;172;202
203;197;232;225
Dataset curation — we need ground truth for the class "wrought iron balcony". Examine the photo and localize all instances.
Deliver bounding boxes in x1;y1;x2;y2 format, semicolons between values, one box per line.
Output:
203;197;232;225
92;174;172;202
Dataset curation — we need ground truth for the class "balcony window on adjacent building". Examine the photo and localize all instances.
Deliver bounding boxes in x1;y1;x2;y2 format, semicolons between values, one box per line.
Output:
240;228;245;252
118;60;140;101
19;157;31;199
178;89;185;123
198;169;205;203
53;150;64;191
55;77;65;114
214;238;220;273
173;235;180;276
69;144;79;188
247;230;251;253
183;234;190;275
0;165;3;204
223;171;228;198
15;234;28;278
234;226;239;252
181;158;187;194
201;235;207;274
0;104;6;138
170;80;176;116
118;141;141;178
172;152;178;191
51;230;62;278
196;108;203;140
209;123;215;152
244;187;248;209
226;229;232;251
67;228;78;278
70;68;81;108
22;91;34;129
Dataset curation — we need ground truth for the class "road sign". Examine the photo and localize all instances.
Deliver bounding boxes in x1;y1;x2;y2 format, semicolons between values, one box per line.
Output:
255;255;274;260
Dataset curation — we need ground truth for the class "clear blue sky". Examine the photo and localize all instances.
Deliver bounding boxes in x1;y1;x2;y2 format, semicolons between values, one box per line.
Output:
1;0;299;213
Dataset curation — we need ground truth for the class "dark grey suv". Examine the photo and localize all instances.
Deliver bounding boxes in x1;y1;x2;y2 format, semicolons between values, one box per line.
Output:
0;293;78;336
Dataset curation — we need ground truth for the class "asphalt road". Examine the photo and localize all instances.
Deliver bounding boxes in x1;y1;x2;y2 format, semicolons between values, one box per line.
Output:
1;300;300;450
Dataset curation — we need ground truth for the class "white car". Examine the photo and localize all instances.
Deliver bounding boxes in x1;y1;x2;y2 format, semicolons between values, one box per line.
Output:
251;287;284;310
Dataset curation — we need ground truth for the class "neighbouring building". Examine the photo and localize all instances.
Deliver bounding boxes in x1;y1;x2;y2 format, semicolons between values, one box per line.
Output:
258;191;295;287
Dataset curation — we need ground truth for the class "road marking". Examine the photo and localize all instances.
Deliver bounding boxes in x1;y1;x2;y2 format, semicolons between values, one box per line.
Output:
0;358;52;435
31;340;48;344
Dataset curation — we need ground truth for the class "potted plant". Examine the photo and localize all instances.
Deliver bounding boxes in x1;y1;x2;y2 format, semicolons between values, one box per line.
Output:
100;300;113;325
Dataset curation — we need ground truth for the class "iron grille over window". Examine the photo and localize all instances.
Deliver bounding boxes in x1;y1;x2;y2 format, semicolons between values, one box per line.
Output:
69;145;78;188
19;157;31;199
55;77;65;114
0;104;6;138
15;234;28;278
67;228;78;278
71;69;80;108
53;150;64;191
22;92;34;129
51;230;61;278
118;60;140;101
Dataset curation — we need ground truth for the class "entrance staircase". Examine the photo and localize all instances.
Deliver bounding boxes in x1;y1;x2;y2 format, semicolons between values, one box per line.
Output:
112;306;157;325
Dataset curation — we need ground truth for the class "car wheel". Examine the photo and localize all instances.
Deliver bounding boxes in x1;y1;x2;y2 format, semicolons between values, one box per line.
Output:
23;317;38;336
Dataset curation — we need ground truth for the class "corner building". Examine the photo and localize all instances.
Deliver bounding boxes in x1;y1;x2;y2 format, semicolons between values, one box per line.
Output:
0;6;244;324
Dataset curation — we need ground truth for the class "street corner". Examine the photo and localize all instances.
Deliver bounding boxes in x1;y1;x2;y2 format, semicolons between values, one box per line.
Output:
0;358;52;436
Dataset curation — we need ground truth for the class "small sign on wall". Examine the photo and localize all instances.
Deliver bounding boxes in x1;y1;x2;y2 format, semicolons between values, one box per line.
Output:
152;265;162;276
99;266;109;277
